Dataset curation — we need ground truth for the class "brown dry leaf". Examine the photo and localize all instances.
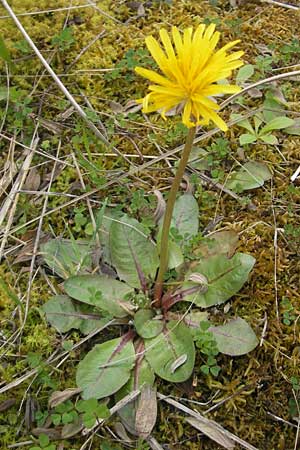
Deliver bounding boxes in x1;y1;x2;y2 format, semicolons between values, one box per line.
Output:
135;384;157;438
48;388;82;409
247;88;262;98
194;230;239;259
42;165;64;186
61;419;83;439
25;396;39;430
109;100;124;114
137;3;145;16
23;167;41;191
13;232;51;265
127;1;143;11
0;398;15;412
113;422;133;443
29;113;66;134
186;417;235;449
32;427;62;440
56;106;75;121
153;189;166;223
123;100;142;115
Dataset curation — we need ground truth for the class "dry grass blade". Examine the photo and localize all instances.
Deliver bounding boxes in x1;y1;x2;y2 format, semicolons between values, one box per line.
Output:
48;388;82;409
0;131;39;260
186;417;235;449
158;393;259;450
0;137;18;198
146;436;165;450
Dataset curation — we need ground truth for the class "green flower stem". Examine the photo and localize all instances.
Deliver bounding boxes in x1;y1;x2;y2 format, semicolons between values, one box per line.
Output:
153;126;196;307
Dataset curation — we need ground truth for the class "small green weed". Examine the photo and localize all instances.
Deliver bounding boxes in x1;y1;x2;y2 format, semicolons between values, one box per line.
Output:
36;398;110;431
254;55;274;75
51;27;75;51
232;113;294;146
104;48;155;82
14;39;31;54
50;400;78;426
281;298;296;326
26;353;57;390
291;376;300;392
29;434;56;450
76;398;110;428
72;207;94;236
278;38;300;64
194;322;221;377
284;223;300;254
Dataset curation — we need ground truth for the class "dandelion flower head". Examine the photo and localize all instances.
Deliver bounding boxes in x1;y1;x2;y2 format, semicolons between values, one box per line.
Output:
135;24;244;131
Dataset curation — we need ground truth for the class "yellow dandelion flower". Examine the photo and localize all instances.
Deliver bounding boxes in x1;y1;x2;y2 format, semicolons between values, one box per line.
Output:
135;24;244;131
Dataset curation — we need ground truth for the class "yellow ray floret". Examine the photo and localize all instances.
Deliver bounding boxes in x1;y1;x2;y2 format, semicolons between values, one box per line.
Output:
135;24;244;131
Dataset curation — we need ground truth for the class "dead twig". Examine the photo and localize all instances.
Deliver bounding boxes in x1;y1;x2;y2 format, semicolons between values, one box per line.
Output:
260;0;299;10
0;3;97;19
220;69;300;109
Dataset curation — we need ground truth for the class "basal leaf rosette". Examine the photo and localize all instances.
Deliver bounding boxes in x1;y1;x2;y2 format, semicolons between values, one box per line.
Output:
135;24;244;131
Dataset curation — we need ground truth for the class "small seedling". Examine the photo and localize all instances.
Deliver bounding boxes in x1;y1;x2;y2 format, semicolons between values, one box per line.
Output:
254;55;274;75
50;400;78;426
29;434;56;450
194;322;221;377
232;113;294;146
51;27;75;51
291;377;300;391
281;298;296;326
76;398;110;428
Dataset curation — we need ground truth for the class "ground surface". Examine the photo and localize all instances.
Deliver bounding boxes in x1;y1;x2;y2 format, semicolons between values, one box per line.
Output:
0;1;300;449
